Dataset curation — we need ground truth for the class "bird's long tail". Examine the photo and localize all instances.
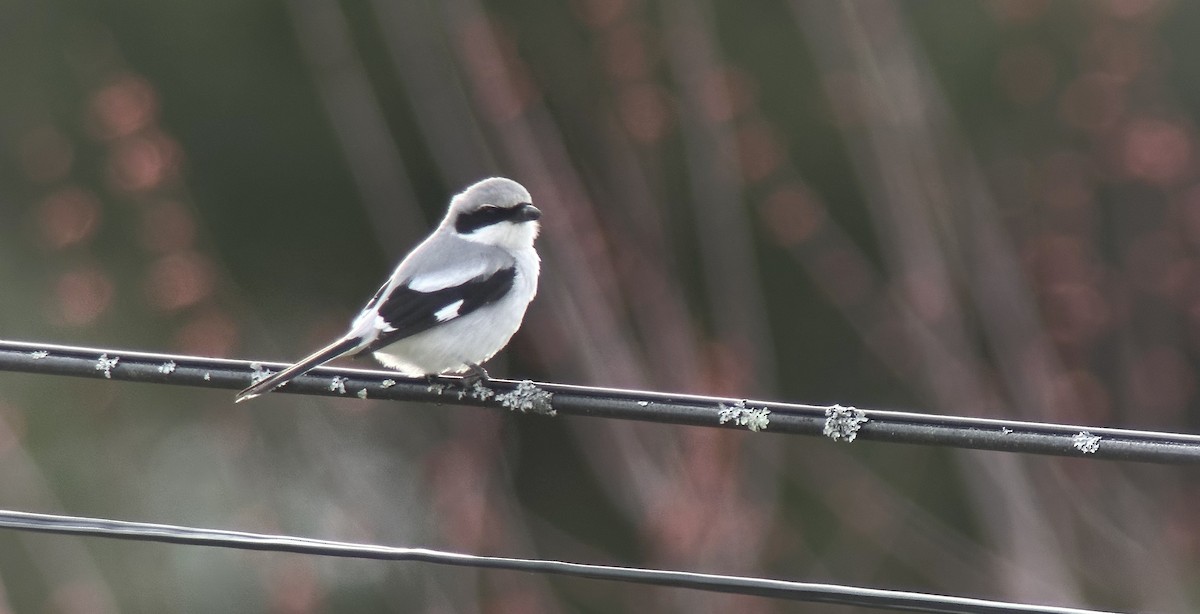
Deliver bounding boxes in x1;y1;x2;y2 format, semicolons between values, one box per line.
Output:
235;337;360;403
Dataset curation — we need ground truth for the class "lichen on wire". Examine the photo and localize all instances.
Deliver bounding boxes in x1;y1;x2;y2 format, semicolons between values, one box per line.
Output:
824;405;868;442
0;339;1199;465
718;400;771;432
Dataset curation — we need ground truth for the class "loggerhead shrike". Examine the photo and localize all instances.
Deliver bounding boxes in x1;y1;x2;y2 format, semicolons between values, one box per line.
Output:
236;177;541;402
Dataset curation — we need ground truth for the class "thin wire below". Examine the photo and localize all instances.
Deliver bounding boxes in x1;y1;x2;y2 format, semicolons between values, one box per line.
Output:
0;508;1121;614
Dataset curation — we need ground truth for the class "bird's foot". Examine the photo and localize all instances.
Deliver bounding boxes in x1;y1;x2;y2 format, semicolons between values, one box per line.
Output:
423;374;447;394
449;364;494;400
460;363;490;389
423;365;493;399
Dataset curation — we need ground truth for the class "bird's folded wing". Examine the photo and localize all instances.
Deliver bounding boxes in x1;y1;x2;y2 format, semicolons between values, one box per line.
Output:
357;266;518;354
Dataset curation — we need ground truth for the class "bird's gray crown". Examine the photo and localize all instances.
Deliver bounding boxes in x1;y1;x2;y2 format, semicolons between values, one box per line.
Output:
450;177;533;214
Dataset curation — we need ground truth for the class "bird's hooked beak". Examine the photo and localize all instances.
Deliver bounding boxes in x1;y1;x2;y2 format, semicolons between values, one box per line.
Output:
517;203;542;222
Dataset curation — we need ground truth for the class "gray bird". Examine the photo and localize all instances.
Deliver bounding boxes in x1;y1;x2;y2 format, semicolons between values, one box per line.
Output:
236;177;541;402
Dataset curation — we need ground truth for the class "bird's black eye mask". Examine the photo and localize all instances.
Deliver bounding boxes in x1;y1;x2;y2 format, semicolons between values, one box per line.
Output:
455;202;538;235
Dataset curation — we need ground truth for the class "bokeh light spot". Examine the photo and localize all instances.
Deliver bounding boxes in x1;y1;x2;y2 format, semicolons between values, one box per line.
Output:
899;271;950;324
699;67;758;123
107;131;182;193
87;74;158;141
145;251;215;311
1120;118;1192;186
174;309;239;357
53;265;114;327
759;184;824;246
50;582;112;614
36;187;102;249
265;559;321;614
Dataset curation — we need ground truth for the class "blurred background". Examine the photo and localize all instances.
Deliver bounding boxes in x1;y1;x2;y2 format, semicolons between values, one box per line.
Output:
0;0;1197;611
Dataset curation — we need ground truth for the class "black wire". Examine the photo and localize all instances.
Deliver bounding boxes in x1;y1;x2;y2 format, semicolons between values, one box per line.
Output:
0;339;1198;464
0;508;1121;614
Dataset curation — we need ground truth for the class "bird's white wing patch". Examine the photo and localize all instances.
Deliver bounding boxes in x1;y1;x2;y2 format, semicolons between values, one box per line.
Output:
434;299;464;322
349;311;395;342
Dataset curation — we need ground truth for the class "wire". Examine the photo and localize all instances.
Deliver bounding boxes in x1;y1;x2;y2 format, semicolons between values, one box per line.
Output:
0;339;1198;465
0;508;1121;614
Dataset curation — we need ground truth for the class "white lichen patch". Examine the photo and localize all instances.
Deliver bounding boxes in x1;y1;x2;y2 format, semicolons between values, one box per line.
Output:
356;388;368;399
157;360;177;375
637;400;649;407
497;380;555;416
1072;431;1101;454
249;362;274;385
29;351;49;360
717;399;771;432
329;376;347;394
426;382;446;395
456;381;497;401
823;404;867;442
380;379;396;388
95;353;119;379
467;381;495;401
203;372;212;381
1001;427;1014;435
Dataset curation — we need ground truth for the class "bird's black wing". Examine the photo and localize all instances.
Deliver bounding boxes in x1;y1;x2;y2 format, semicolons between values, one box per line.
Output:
357;266;517;355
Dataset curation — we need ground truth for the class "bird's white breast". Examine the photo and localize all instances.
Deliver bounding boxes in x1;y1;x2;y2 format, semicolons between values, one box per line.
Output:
372;247;540;376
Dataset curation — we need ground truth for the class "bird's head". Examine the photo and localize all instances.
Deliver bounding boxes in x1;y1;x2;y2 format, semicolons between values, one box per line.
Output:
445;177;541;250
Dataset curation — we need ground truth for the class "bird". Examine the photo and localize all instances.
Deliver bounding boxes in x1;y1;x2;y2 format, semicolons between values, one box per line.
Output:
236;177;541;402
